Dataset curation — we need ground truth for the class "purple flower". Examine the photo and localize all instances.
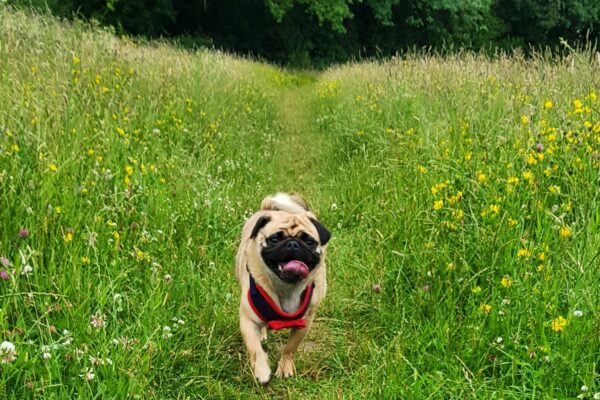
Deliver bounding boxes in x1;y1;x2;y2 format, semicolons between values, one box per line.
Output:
0;270;9;281
535;143;544;153
0;257;10;267
18;228;29;238
372;283;382;293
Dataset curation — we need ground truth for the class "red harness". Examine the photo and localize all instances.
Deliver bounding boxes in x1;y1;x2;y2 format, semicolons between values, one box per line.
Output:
247;275;315;330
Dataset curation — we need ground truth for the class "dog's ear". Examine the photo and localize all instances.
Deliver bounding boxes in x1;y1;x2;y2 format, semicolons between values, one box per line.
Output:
309;217;331;246
250;216;271;239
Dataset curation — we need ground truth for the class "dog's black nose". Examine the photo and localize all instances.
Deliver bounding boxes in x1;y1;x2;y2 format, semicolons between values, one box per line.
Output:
285;241;300;250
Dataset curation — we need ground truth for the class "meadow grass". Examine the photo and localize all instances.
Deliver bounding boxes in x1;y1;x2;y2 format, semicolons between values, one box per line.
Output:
1;7;599;399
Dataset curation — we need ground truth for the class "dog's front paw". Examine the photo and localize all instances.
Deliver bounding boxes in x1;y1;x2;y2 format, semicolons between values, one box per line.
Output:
275;354;295;378
254;362;271;385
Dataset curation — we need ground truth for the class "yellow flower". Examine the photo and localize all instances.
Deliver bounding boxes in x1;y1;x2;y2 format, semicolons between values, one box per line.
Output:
522;170;534;184
433;199;444;211
125;165;133;176
508;218;518;227
480;304;492;314
471;286;482;294
551;315;568;332
417;165;427;174
537;264;545;272
81;256;90;264
544;100;553;109
489;204;500;214
477;172;486;183
559;226;571;238
446;263;455;271
72;55;80;64
517;248;532;258
548;185;561;194
87;149;95;157
64;232;73;243
500;276;513;288
11;144;20;153
573;99;583;110
507;176;520;185
113;231;120;241
49;163;58;172
54;206;62;214
520;115;529;125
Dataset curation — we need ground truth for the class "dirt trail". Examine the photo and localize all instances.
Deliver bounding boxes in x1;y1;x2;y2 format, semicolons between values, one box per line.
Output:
268;81;327;201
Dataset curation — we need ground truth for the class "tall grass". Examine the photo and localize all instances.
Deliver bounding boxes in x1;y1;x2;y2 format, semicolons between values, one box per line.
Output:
1;7;599;399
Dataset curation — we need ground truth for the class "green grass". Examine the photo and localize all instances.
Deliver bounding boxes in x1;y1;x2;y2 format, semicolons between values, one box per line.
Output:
1;7;599;399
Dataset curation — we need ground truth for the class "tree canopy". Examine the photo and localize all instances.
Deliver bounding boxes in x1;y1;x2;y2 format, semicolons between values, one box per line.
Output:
10;0;600;66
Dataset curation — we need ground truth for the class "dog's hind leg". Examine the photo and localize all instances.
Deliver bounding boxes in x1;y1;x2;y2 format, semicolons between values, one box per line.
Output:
240;316;271;384
260;326;268;342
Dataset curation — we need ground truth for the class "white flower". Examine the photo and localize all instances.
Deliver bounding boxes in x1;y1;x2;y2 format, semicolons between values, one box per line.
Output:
593;392;600;400
81;369;95;381
163;274;172;283
581;386;589;392
105;357;113;366
90;312;106;329
162;326;173;339
330;203;338;211
495;337;503;344
0;341;17;364
209;262;216;269
42;352;51;360
21;265;33;276
177;319;185;325
573;309;583;317
111;338;119;346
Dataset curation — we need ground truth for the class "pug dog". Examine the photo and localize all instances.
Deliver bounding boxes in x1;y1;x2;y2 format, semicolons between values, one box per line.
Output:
235;193;331;384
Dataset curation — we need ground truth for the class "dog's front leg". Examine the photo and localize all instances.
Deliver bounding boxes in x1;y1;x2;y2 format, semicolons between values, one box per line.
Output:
240;316;271;384
275;320;312;379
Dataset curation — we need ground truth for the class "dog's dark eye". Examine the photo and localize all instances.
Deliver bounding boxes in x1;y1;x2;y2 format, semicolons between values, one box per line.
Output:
302;234;317;247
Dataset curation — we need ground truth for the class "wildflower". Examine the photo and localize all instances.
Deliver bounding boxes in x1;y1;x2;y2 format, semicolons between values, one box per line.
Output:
330;203;338;211
81;256;90;265
163;274;172;283
573;309;583;317
63;232;73;243
500;276;513;288
559;226;572;238
593;392;600;400
81;369;95;381
489;204;500;215
125;165;133;176
477;172;486;183
113;231;120;241
21;265;33;276
49;163;58;172
517;248;532;258
480;304;492;314
537;264;544;272
446;262;455;271
0;271;9;281
433;199;443;211
90;312;106;329
372;283;382;293
535;143;544;153
551;315;568;332
573;99;583;110
417;165;427;174
0;257;10;266
472;286;482;294
0;341;17;364
18;228;29;238
495;337;503;344
163;326;173;339
42;352;51;360
508;218;518;227
544;100;553;109
520;115;529;125
581;386;588;392
548;185;561;194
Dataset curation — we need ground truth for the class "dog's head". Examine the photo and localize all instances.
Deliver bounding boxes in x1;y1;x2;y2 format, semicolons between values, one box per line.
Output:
249;211;331;284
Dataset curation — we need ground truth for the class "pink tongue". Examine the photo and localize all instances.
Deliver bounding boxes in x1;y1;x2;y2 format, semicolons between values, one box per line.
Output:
282;260;309;279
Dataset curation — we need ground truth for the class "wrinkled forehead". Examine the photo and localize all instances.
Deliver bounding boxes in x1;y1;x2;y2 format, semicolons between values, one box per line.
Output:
263;212;318;238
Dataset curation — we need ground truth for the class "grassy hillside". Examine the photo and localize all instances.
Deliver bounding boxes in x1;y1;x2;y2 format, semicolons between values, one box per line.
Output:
1;7;599;399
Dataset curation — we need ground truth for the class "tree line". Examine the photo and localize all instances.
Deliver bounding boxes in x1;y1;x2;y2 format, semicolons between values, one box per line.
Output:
11;0;600;67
